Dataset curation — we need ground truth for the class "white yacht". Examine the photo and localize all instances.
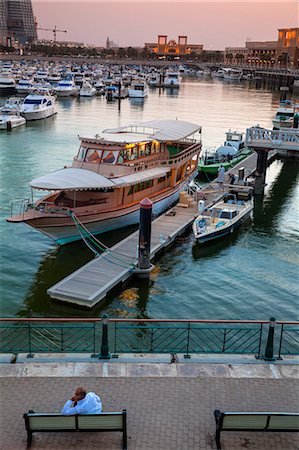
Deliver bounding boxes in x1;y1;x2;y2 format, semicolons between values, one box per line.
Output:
80;80;96;97
212;69;226;79
15;79;35;94
148;73;160;87
54;79;78;97
272;100;298;129
0;76;16;94
20;89;56;121
35;69;48;81
128;78;148;98
0;108;26;130
223;68;243;81
164;71;181;88
2;97;23;111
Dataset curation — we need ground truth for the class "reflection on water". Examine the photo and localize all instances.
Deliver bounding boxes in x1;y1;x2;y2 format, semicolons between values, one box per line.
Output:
165;88;179;97
129;97;145;108
1;78;298;320
253;160;299;234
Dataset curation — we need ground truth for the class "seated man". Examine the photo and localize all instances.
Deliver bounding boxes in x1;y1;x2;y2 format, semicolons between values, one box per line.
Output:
61;386;102;415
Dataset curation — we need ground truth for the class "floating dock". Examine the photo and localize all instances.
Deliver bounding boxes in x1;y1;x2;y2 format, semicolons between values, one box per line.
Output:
47;188;224;308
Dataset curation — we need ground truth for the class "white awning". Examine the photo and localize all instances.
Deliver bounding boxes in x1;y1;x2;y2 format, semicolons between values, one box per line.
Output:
113;167;171;186
103;119;201;142
30;168;115;190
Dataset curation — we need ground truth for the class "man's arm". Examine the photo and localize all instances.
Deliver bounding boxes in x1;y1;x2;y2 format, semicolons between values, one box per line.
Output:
61;400;80;415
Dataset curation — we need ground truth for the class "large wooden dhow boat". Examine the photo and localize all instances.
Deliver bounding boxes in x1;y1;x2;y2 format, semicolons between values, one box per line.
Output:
7;120;202;245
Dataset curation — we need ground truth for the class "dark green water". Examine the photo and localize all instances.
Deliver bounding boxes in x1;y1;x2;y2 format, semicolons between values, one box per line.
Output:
0;78;298;320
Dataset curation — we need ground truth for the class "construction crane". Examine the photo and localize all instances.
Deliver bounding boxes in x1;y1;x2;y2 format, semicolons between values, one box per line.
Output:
37;25;67;43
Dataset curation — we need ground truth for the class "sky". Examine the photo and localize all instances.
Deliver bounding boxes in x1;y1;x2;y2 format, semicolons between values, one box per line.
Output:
32;1;299;49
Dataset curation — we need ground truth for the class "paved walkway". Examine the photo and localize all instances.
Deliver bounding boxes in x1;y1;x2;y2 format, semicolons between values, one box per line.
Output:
0;357;298;450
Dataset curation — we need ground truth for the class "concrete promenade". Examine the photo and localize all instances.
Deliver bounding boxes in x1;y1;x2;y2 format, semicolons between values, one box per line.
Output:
0;355;298;450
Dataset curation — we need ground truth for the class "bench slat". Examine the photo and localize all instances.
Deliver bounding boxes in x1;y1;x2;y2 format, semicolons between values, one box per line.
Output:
269;416;299;430
77;415;123;429
28;416;76;430
222;415;268;430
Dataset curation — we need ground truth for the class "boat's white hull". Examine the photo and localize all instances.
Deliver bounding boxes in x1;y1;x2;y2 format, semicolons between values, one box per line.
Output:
55;89;78;97
80;90;96;97
20;106;56;121
128;89;148;98
28;188;182;245
0;115;26;129
16;87;34;94
164;81;180;88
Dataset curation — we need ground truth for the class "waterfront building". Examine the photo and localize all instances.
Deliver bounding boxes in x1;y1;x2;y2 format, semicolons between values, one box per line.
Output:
0;0;8;45
276;28;299;68
144;35;203;59
224;28;299;68
245;41;277;67
0;0;37;46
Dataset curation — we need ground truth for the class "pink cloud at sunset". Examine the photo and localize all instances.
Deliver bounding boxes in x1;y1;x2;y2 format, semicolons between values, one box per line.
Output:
32;1;299;49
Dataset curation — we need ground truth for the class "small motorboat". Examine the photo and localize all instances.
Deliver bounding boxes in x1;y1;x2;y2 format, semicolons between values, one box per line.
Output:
198;130;252;176
80;80;96;97
0;108;26;130
272;100;299;130
193;188;253;244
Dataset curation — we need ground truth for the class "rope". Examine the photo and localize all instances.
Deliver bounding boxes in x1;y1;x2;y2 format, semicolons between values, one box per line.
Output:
70;212;137;269
71;213;136;266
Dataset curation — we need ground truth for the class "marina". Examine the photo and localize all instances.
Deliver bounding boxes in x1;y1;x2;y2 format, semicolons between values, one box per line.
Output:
0;74;298;321
0;6;299;450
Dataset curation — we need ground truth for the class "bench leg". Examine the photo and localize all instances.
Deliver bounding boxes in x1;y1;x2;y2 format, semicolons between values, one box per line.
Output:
215;429;221;450
123;429;127;450
26;431;33;449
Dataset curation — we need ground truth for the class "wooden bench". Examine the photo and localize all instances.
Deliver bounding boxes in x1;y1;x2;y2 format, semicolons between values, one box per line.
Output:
214;410;299;450
23;410;127;449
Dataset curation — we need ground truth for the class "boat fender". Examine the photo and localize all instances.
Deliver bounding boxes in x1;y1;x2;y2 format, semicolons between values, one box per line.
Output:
6;121;12;132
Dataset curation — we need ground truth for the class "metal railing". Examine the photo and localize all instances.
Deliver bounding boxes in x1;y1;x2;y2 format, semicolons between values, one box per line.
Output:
0;318;298;360
245;127;299;150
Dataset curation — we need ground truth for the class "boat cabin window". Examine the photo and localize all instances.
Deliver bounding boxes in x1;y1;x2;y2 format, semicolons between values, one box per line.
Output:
219;209;238;219
24;99;42;105
277;112;294;118
77;146;88;161
226;133;242;141
86;148;103;163
127;180;154;195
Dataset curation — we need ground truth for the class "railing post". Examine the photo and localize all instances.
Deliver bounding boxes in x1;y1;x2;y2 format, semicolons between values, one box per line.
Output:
278;323;284;360
91;322;97;358
27;322;33;358
264;317;276;361
99;314;110;359
184;322;191;359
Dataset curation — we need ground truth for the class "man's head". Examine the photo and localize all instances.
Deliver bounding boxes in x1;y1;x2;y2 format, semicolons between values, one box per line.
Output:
74;387;86;401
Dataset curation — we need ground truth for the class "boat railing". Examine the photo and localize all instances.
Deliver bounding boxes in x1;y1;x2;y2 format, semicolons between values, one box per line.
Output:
30;201;72;216
123;143;201;171
10;198;30;217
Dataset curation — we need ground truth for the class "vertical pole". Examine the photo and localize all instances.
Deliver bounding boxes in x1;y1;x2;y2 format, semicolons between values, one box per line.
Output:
254;149;268;196
137;198;153;277
100;314;110;359
264;317;276;361
184;322;191;359
27;322;33;358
